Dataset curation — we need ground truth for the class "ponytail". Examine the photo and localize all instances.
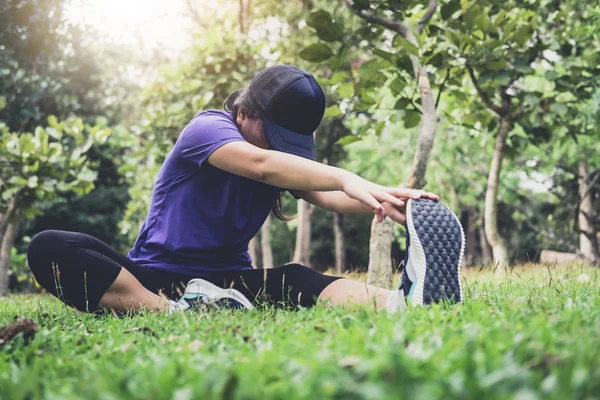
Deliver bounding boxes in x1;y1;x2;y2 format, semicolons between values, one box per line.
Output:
223;89;242;115
223;87;262;120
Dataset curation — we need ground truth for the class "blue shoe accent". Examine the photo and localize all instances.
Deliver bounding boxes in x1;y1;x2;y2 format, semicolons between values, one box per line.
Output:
400;232;413;297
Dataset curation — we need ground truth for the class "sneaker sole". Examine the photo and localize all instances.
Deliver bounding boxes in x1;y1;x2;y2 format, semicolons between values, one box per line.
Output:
406;198;465;305
185;279;254;310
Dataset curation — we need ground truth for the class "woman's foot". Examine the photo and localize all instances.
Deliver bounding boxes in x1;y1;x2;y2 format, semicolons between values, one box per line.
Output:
403;198;465;305
172;278;254;312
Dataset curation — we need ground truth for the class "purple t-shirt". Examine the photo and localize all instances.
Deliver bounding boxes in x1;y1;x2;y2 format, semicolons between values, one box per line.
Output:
128;110;281;276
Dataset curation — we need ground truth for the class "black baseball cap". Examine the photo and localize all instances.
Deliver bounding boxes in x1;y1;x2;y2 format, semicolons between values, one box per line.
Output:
248;65;326;160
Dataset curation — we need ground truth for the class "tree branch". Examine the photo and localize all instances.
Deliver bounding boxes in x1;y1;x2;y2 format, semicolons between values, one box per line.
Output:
466;64;503;116
435;68;451;109
345;0;412;38
416;0;437;35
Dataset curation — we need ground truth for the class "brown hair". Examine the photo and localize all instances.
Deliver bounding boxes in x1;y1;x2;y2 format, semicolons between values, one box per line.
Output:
224;89;295;221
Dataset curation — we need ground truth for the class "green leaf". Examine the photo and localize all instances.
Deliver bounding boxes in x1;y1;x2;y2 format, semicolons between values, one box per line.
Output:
307;10;344;42
324;105;343;119
393;35;419;56
493;10;507;28
441;0;461;20
357;59;383;82
513;58;533;74
426;53;444;68
394;97;411;110
2;187;20;201
330;71;350;85
77;169;97;182
307;10;332;29
351;0;370;10
464;8;477;29
372;48;395;63
404;111;421;128
299;43;333;63
524;93;542;106
94;128;112;143
494;71;511;86
395;55;414;78
336;135;361;146
514;26;530;47
8;176;27;186
48;115;60;129
0;96;5;110
486;59;506;71
389;78;406;94
47;127;62;140
550;103;568;117
475;12;490;32
337;83;354;98
319;23;344;43
27;176;38;188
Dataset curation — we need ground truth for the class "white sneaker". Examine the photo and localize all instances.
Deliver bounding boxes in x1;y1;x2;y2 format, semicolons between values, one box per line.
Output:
175;278;253;311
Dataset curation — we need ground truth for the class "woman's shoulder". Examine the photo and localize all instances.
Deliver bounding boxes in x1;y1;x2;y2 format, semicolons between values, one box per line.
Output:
187;109;236;130
178;109;240;141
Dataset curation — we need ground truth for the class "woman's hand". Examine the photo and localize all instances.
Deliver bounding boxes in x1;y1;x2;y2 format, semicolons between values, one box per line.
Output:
380;190;439;224
340;172;440;223
340;174;406;222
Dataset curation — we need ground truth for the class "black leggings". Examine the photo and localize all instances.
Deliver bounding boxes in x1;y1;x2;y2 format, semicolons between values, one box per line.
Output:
27;230;341;312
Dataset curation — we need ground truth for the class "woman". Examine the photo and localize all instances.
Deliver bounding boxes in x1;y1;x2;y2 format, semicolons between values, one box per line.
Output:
27;65;464;314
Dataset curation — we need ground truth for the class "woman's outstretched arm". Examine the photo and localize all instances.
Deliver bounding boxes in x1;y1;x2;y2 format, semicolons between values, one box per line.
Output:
209;141;406;222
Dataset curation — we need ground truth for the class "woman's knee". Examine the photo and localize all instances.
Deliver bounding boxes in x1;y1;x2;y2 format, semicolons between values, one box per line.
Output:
27;230;81;274
280;263;323;280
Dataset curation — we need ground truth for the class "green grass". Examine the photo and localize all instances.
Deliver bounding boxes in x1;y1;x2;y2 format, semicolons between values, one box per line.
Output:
1;264;600;400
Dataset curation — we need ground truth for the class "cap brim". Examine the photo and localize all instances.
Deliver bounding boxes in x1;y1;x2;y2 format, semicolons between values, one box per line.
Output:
263;117;315;160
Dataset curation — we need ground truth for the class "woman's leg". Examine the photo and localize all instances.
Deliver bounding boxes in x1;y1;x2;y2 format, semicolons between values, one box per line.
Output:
27;230;170;313
208;263;395;310
318;279;393;310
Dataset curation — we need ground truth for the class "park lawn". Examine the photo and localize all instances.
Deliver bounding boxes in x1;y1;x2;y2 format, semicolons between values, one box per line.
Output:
1;264;599;400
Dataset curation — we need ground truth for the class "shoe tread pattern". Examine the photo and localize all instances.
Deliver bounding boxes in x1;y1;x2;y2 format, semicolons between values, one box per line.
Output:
411;198;463;304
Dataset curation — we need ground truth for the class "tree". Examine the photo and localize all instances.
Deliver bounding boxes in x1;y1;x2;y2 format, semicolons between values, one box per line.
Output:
261;215;274;269
299;0;442;286
0;115;110;295
440;0;600;267
1;0;141;254
0;0;109;132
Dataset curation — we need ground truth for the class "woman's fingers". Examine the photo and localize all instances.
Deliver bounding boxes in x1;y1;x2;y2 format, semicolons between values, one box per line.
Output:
375;189;405;208
382;202;406;224
360;192;387;220
385;188;440;201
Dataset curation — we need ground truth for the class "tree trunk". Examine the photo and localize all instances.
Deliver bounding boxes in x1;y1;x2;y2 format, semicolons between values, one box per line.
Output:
479;217;493;264
239;0;251;34
367;217;394;288
0;211;20;297
348;2;440;286
367;62;438;286
463;207;478;267
578;160;599;263
261;214;274;269
249;236;260;269
292;199;314;266
333;213;346;274
484;116;512;270
0;196;19;245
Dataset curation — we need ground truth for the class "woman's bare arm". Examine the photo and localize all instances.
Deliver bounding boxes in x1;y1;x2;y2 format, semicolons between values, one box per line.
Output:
208;141;406;221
